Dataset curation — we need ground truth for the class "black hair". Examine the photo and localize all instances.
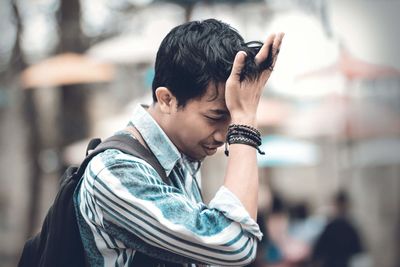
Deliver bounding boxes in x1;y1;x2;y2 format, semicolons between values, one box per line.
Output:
334;190;350;207
289;203;309;221
152;18;274;107
270;194;287;214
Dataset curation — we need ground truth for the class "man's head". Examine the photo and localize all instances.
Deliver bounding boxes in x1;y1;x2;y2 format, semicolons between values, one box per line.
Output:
333;190;350;215
152;18;264;107
150;19;265;161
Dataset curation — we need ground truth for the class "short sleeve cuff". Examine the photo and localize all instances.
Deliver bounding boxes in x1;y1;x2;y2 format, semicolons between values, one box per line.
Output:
209;186;263;241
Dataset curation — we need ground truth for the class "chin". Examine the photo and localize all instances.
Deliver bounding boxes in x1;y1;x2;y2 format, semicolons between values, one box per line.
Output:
184;150;206;162
190;154;206;162
180;145;208;161
197;154;207;161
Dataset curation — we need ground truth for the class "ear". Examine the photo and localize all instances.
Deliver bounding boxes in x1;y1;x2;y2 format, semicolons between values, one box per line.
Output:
155;87;177;114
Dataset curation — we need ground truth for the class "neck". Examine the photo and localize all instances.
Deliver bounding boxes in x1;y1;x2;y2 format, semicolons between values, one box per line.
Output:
147;103;198;162
147;103;165;128
147;103;177;147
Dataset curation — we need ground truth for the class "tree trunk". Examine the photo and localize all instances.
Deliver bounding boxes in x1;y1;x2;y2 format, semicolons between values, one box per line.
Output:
57;0;89;155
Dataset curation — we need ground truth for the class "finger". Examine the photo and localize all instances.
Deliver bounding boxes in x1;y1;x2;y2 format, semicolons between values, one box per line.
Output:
259;33;285;80
229;51;247;81
270;32;285;69
254;34;276;66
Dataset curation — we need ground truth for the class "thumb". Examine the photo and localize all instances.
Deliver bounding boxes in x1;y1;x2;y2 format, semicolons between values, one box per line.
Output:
229;51;247;81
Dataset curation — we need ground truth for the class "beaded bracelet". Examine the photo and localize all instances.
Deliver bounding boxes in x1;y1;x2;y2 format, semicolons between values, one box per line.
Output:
227;135;261;147
227;130;262;144
226;137;265;156
229;124;261;134
225;124;265;156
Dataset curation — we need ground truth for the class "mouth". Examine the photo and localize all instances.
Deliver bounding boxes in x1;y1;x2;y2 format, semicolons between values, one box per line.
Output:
203;145;221;155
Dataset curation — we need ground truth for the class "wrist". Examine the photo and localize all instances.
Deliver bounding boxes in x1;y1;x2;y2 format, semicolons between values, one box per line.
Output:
225;124;265;157
230;114;257;127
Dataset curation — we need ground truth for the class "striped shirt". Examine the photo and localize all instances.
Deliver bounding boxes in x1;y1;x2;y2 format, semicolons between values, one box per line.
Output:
74;104;262;266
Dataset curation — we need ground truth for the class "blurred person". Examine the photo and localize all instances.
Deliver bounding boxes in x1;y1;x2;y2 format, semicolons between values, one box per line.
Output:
249;195;310;267
246;195;287;267
246;211;269;267
265;195;288;266
288;203;326;251
74;19;285;266
286;202;327;267
312;190;363;267
265;197;311;267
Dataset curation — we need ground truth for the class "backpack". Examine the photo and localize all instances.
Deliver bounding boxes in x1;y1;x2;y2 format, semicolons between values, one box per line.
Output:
17;134;181;267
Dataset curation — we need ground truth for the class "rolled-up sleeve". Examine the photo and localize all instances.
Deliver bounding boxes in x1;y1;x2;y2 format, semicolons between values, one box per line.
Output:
209;186;263;241
83;149;261;266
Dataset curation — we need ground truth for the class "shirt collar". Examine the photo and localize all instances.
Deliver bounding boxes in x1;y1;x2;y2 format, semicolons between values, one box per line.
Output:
180;154;201;176
129;104;181;176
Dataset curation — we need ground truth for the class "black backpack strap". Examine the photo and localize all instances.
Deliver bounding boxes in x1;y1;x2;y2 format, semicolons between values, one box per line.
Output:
85;138;101;156
76;134;169;185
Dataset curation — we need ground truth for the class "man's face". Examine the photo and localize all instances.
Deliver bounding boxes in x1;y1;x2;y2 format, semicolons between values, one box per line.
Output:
166;83;230;161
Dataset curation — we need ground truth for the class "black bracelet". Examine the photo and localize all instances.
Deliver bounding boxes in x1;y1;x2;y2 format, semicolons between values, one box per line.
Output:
228;124;261;135
225;137;266;156
227;130;261;144
227;126;262;145
228;136;259;148
225;124;265;156
228;125;261;139
228;139;266;156
228;135;261;147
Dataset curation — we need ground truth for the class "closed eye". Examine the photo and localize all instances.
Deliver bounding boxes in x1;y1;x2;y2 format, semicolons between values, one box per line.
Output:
205;116;224;122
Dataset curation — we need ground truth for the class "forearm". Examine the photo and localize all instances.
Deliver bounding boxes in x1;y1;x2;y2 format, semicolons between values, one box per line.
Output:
223;138;259;220
223;117;259;220
221;33;284;220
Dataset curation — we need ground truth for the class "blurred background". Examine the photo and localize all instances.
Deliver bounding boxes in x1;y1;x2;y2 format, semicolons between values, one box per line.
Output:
0;0;399;266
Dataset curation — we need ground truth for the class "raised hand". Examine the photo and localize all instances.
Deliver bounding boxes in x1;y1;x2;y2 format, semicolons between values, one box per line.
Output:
225;33;285;126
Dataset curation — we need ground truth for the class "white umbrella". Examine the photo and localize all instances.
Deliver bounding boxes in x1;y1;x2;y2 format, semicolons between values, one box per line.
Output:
257;135;320;167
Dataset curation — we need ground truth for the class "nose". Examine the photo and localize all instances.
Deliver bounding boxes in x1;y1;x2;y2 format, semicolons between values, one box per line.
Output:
213;130;225;144
213;121;230;144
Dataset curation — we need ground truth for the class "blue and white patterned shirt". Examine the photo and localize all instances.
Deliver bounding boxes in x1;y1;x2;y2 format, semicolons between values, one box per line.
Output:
74;105;262;266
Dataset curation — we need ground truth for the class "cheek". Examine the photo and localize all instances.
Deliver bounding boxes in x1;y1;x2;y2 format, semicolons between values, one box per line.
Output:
181;119;214;144
184;125;209;143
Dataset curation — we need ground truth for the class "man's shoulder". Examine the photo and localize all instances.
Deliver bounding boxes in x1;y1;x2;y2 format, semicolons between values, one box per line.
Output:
87;148;158;177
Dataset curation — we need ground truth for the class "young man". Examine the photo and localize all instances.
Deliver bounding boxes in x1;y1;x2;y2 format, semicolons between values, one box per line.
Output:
74;19;284;266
